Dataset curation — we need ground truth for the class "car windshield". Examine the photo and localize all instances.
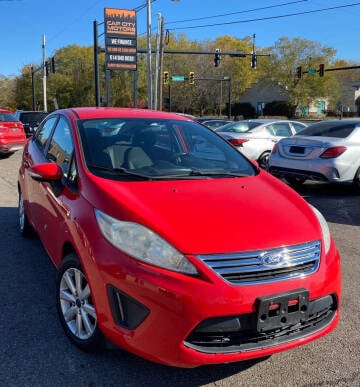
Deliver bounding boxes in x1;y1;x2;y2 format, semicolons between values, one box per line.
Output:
215;121;259;133
78;118;256;180
296;121;356;138
0;112;18;122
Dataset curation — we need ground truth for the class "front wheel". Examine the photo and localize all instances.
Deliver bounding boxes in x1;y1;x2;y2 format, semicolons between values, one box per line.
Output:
56;253;103;351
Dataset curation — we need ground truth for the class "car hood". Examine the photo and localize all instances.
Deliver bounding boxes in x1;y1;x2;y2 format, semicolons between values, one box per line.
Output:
88;172;320;255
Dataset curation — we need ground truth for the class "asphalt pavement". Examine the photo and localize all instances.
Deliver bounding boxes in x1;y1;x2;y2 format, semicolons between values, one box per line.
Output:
0;151;359;387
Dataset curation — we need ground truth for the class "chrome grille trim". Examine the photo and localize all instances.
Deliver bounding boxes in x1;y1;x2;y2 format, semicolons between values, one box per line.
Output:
196;240;321;285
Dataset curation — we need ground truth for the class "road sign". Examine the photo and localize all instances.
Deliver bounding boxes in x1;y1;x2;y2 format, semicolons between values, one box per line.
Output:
104;8;137;71
307;69;317;74
171;75;185;81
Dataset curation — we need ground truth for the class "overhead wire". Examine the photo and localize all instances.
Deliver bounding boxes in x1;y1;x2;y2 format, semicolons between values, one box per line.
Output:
166;0;309;24
165;2;360;31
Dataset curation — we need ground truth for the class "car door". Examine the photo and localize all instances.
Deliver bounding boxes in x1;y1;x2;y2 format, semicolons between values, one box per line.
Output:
28;115;76;262
24;115;58;228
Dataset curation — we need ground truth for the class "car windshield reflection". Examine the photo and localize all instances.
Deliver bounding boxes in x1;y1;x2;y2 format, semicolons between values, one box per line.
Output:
78;118;256;180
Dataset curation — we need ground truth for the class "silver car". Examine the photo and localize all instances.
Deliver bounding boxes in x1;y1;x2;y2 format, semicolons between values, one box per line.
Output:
215;119;307;168
268;119;360;192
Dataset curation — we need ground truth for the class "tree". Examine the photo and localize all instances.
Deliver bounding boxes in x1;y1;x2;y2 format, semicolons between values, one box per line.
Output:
0;75;16;110
260;37;339;115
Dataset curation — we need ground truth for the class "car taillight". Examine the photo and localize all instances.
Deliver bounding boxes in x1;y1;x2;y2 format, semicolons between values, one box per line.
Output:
228;138;248;147
320;146;347;158
271;143;278;154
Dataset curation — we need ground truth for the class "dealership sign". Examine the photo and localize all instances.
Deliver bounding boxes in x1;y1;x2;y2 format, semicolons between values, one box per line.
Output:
104;8;137;71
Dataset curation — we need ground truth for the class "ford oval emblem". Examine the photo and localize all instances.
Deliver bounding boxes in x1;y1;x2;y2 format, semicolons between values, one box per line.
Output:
261;252;284;266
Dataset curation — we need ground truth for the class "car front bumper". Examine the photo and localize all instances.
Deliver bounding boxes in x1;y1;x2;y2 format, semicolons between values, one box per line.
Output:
85;238;341;368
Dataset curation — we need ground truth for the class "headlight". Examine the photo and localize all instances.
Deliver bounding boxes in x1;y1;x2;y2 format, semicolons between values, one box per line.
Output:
95;209;198;275
310;205;331;254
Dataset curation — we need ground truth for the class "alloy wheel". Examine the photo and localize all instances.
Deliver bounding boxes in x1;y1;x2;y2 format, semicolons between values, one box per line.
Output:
59;267;97;340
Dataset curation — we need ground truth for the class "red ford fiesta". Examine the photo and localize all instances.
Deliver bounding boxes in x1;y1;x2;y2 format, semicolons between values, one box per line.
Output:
18;107;341;367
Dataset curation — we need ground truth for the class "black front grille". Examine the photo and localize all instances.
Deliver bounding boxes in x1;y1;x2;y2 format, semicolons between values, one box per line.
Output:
184;294;337;354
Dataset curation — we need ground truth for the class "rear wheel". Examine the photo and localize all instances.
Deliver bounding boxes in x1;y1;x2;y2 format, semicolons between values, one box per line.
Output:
258;151;270;169
18;190;33;237
285;176;306;187
353;167;360;194
56;253;104;351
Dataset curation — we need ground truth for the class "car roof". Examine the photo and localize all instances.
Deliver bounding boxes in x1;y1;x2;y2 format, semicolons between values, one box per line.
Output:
245;119;295;123
65;107;193;121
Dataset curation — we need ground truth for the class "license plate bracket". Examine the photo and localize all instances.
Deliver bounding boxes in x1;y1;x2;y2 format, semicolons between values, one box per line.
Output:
256;289;309;333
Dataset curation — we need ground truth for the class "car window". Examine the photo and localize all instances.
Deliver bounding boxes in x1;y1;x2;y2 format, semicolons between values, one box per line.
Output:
36;117;58;150
47;117;74;178
0;112;18;122
19;112;48;125
297;121;356;138
216;122;253;133
269;123;292;137
292;122;307;133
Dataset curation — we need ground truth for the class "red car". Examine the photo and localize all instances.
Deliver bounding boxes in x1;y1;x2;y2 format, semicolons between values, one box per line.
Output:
0;109;26;157
18;107;341;368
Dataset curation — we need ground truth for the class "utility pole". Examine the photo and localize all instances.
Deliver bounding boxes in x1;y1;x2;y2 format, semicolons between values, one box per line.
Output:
42;34;47;111
146;0;153;109
154;13;162;111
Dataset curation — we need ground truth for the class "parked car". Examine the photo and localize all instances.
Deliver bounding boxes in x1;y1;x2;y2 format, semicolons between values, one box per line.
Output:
14;110;49;137
18;107;340;368
268;119;360;192
216;119;307;168
0;109;26;157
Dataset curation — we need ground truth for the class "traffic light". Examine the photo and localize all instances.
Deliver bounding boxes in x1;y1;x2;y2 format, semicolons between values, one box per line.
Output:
214;49;221;67
163;71;169;85
251;53;257;69
296;66;302;79
319;63;325;77
189;71;195;85
45;61;49;76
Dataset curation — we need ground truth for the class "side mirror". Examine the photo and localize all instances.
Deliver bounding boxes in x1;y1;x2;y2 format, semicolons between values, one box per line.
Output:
29;163;63;182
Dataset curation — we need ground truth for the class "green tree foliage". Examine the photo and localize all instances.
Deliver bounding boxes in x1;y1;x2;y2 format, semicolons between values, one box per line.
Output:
261;37;339;113
0;75;16;110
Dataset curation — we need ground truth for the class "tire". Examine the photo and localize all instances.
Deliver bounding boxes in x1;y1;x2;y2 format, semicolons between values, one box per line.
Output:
56;253;103;351
284;176;306;187
18;190;34;237
0;153;12;159
353;167;360;194
258;151;270;169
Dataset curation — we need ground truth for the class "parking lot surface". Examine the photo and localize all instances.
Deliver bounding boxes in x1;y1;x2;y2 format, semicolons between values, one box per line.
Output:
0;152;359;386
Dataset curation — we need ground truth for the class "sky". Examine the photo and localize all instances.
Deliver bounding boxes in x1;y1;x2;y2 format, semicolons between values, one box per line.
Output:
1;0;360;78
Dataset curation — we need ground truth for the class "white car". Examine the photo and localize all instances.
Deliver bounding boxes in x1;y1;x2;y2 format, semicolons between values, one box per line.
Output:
268;119;360;192
215;119;307;168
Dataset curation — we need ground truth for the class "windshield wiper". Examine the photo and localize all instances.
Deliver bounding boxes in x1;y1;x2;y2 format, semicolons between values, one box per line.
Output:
87;165;151;180
150;169;248;179
187;169;248;177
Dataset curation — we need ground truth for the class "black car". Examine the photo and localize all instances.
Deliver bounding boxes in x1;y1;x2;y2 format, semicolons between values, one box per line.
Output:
13;110;49;137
